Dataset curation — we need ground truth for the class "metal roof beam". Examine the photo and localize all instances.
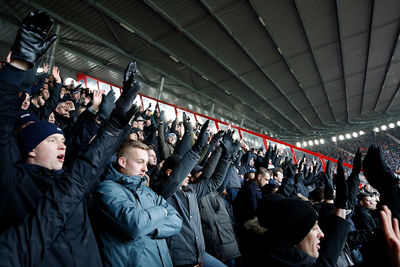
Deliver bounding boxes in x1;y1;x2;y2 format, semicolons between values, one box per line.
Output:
18;0;284;136
144;0;312;133
82;0;292;135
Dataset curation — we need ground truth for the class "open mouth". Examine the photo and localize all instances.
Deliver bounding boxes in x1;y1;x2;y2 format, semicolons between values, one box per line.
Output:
57;154;65;162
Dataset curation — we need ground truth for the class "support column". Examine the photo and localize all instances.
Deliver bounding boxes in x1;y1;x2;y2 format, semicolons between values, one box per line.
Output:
157;76;165;100
210;102;215;117
48;23;61;70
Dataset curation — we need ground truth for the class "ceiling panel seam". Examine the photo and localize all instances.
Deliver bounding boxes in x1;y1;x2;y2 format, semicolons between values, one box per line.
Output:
198;0;328;130
248;0;329;129
294;0;340;125
18;0;278;135
359;0;375;116
82;0;295;134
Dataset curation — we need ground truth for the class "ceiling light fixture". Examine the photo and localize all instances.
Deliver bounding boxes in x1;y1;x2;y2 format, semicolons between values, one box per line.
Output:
120;22;135;34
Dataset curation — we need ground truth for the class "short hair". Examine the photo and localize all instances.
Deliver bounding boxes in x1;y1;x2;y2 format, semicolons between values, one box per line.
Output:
273;167;283;176
117;140;149;159
256;167;271;178
244;172;255;180
357;192;372;202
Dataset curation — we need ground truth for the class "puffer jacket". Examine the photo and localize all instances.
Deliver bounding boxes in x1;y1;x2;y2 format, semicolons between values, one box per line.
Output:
95;163;182;267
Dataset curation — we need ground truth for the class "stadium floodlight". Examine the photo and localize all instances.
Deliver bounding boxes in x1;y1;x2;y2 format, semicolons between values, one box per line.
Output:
352;132;358;137
345;133;351;139
397;121;400;126
359;131;365;135
389;123;395;128
381;125;387;131
339;135;344;140
320;139;325;144
308;140;313;146
296;142;301;147
314;139;319;145
303;141;307;147
332;136;337;142
373;127;379;132
64;77;77;86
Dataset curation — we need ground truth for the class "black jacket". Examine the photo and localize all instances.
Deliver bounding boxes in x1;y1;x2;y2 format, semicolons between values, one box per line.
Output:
253;215;350;266
0;64;121;266
198;147;239;262
353;205;376;231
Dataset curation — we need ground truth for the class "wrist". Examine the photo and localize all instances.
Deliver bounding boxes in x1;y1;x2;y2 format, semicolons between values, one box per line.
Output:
10;59;29;70
88;106;98;115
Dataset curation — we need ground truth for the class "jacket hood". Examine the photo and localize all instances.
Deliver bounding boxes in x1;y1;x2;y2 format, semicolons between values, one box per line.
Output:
103;163;145;189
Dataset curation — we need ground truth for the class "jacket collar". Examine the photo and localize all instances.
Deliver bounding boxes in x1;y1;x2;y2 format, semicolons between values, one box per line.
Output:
104;163;146;189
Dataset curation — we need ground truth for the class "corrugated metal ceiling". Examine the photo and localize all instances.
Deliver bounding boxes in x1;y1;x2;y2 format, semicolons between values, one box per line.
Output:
0;0;399;142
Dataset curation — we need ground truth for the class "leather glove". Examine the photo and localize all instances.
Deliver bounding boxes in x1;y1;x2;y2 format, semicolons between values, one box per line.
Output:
97;90;116;121
104;62;140;134
323;172;334;201
192;120;210;153
212;130;224;142
334;159;348;209
220;130;233;158
362;145;397;193
325;160;332;179
231;140;241;161
182;112;192;133
11;11;58;68
351;148;362;176
158;110;166;123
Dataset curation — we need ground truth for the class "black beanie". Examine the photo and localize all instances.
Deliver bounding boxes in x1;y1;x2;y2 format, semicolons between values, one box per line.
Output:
19;122;64;154
257;197;318;245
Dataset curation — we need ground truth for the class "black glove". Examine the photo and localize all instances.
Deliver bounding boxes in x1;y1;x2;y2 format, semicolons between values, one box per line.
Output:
362;145;397;192
192;120;210;153
112;61;139;124
11;11;58;68
352;148;362;176
323;172;334;201
154;103;159;112
159;110;165;123
182;112;192;133
334;159;348;209
104;62;140;134
212;130;224;142
231;140;241;161
97;90;116;121
325;160;332;178
220;130;233;158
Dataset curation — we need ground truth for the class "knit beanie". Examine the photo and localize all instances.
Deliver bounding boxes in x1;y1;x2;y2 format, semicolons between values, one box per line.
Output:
257;197;318;245
19;122;64;154
14;111;40;130
167;133;177;139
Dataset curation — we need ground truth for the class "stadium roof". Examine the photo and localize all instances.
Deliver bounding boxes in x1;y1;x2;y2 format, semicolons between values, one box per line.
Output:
1;0;400;141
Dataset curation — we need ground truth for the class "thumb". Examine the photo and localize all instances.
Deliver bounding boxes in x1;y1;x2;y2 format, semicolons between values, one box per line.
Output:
42;35;58;51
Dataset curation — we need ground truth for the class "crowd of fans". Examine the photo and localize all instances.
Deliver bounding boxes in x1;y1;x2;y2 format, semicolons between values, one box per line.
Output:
310;131;400;175
1;10;400;267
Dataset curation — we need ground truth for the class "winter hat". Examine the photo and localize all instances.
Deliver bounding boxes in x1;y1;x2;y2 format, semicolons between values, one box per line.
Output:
257;197;318;245
72;89;80;95
14;111;40;130
167;133;177;139
19;122;64;154
136;116;144;122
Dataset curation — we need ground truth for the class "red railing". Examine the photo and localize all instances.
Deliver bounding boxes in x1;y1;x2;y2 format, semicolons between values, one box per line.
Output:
76;73;353;170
